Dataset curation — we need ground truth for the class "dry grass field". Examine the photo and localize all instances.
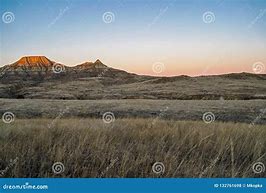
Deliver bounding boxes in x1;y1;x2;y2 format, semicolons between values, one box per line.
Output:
0;118;265;178
0;99;265;123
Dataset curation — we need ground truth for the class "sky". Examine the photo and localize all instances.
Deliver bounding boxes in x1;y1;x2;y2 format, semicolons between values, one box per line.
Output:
0;0;265;76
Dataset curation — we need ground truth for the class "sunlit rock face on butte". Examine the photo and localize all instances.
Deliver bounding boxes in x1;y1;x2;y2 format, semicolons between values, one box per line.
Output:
10;56;54;70
0;56;64;80
73;59;108;71
0;56;136;82
15;56;53;66
0;56;56;75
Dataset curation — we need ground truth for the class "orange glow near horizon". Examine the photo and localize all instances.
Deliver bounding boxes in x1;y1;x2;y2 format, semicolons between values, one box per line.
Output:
3;35;265;76
1;52;264;77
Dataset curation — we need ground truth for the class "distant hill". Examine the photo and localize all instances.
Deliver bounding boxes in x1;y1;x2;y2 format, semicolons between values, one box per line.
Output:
0;56;265;100
0;56;138;81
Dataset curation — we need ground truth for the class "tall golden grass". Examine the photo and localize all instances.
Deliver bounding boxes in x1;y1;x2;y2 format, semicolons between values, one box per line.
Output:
0;118;265;178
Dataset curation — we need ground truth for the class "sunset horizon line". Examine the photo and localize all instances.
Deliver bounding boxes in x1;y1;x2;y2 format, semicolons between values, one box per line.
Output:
0;55;264;78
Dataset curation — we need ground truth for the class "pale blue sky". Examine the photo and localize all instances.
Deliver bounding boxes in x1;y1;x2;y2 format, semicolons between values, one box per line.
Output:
1;0;265;75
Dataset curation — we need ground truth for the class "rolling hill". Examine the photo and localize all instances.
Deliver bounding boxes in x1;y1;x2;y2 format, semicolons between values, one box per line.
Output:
0;56;265;100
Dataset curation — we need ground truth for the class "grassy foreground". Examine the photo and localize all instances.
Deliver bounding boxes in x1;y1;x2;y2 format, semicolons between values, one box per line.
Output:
0;118;265;178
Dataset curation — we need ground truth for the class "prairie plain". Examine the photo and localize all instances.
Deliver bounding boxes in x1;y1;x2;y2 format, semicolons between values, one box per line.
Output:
0;99;265;178
0;57;265;178
0;118;265;178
